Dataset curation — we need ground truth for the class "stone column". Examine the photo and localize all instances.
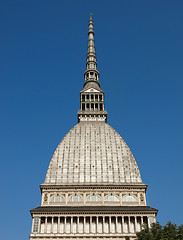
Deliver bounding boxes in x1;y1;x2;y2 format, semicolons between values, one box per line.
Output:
141;217;144;230
109;216;112;233
148;217;151;228
51;217;54;233
103;217;105;233
90;217;92;233
96;217;98;233
64;217;67;233
128;217;130;233
77;216;79;233
58;217;60;233
45;217;47;233
71;216;73;233
83;216;86;233
115;216;118;233
122;216;124;233
134;216;137;233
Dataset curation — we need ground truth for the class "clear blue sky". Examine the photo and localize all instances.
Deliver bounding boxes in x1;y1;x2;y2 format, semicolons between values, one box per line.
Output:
0;0;182;239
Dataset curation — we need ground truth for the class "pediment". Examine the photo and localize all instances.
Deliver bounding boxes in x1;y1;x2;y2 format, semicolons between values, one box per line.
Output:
84;88;100;93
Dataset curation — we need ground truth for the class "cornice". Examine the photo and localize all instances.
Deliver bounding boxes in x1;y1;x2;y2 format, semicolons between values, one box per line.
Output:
30;206;158;216
40;183;148;191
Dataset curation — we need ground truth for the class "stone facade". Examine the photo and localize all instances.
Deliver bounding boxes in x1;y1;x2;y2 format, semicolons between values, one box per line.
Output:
29;14;158;240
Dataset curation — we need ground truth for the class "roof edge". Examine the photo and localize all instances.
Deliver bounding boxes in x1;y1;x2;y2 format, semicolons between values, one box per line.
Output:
40;183;147;189
30;206;158;216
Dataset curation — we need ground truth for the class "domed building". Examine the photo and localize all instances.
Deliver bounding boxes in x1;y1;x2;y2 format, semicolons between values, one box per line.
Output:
30;14;158;240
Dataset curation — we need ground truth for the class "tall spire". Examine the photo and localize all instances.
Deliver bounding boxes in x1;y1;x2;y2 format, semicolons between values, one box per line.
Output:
78;14;107;123
84;13;100;89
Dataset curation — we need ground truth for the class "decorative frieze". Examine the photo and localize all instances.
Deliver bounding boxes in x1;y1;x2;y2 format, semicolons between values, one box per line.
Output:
41;189;146;207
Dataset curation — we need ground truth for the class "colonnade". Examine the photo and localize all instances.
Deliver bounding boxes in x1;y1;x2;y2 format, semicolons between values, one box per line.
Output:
81;102;104;112
32;215;149;235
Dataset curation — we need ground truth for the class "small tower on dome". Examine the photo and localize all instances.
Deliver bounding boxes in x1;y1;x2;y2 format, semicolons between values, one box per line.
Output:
78;13;107;122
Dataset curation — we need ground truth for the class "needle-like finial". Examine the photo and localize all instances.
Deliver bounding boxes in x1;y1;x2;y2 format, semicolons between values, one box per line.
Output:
83;14;100;89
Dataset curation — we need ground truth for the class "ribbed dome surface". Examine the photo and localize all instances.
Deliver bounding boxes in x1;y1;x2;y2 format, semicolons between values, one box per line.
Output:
44;122;142;185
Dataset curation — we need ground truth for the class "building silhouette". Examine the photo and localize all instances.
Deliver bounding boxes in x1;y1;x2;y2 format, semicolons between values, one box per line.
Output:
29;14;158;240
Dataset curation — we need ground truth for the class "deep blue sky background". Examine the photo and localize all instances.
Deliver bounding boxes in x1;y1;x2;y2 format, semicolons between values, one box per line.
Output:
0;0;183;239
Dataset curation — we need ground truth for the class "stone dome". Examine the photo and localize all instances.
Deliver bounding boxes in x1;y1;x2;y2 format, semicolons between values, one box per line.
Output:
44;122;142;185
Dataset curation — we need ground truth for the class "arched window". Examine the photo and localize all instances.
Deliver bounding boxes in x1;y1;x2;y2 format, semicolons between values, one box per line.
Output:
68;195;83;202
123;195;137;202
105;195;119;202
50;195;65;203
87;195;101;202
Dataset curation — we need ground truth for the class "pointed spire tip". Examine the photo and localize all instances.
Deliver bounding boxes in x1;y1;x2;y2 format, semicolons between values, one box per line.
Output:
89;13;93;20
